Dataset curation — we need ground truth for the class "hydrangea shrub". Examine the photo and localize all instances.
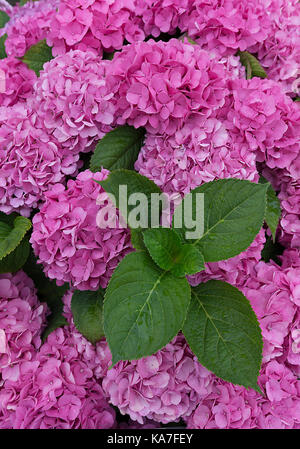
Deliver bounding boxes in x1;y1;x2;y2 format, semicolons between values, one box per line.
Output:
0;0;299;430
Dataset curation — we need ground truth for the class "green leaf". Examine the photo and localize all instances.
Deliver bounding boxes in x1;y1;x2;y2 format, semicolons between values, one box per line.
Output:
130;228;146;250
183;280;263;392
0;33;7;59
295;98;300;102
22;39;53;76
90;126;145;172
0;213;31;261
23;249;69;340
0;11;10;29
174;244;205;277
259;177;281;241
173;179;268;262
238;51;267;79
71;290;105;344
96;169;163;229
0;237;30;273
104;251;191;365
143;227;205;277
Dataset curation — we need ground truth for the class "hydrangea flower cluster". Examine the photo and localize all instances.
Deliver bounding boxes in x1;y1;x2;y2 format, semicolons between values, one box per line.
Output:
0;271;46;383
30;169;132;290
187;360;300;429
0;103;80;217
0;0;299;430
103;334;214;424
0;282;115;429
4;0;59;58
178;0;272;57
32;50;114;155
0;56;36;107
106;39;229;134
47;0;145;56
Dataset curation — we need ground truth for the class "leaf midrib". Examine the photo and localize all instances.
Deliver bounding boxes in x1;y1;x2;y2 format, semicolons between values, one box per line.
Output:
117;270;166;357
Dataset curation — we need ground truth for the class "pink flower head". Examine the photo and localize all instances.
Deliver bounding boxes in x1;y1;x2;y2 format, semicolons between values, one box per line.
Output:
249;0;300;96
33;50;115;155
136;115;258;197
224;78;300;179
4;0;59;58
135;0;189;38
187;361;300;429
179;0;272;57
48;0;144;56
106;39;230;134
30;169;132;290
0;103;80;217
0;271;47;382
103;334;214;424
0;324;115;429
0;57;36;107
278;180;300;248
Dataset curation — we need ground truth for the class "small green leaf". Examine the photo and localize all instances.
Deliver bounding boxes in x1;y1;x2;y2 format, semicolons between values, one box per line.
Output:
96;169;163;229
104;251;191;365
90;126;145;172
0;11;9;29
22;39;53;76
71;289;105;344
238;51;267;79
130;228;146;250
0;213;31;261
173;179;268;262
259;177;281;241
143;227;205;277
295;98;300;102
183;280;263;392
173;244;205;277
0;237;30;273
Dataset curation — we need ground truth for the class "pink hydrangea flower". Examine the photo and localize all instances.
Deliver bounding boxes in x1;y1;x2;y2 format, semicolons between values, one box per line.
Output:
33;50;115;155
178;0;272;57
249;0;300;96
0;103;80;217
136;115;258;196
0;325;115;429
242;261;297;362
106;39;229;134
278;180;300;248
48;0;144;56
4;0;59;58
187;361;300;429
224;78;300;179
135;0;189;37
30;170;132;290
103;334;214;424
0;271;47;383
0;56;36;107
